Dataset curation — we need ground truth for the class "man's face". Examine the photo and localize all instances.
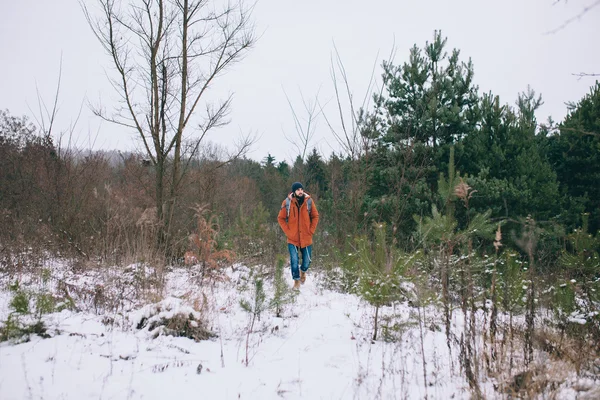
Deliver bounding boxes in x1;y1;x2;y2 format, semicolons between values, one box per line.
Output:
294;188;304;197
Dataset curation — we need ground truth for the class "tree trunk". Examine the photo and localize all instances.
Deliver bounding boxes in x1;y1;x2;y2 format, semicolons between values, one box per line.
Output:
155;158;166;247
372;304;379;341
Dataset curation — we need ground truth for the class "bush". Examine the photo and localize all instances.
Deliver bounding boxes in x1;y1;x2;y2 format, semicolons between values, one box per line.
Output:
134;298;215;342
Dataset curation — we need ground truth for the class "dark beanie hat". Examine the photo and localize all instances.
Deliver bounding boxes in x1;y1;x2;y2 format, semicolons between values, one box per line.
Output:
291;182;303;192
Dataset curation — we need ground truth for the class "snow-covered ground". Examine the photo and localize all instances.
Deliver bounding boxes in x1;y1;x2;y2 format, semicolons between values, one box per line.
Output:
0;262;598;399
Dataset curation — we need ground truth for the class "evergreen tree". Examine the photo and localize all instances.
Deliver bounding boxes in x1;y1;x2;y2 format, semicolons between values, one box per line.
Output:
270;255;297;317
375;30;479;149
261;153;286;217
262;153;276;168
548;82;600;233
305;148;328;198
291;155;305;183
363;31;479;242
276;160;290;179
509;88;560;221
461;88;560;223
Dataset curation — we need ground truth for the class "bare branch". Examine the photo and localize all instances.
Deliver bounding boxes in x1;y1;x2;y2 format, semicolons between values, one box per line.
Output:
572;72;600;80
213;131;257;169
320;41;389;159
81;0;154;161
545;0;600;34
46;54;63;139
27;55;63;143
283;87;322;161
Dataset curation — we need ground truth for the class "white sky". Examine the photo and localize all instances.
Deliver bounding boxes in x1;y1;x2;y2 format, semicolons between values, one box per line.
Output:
1;0;599;163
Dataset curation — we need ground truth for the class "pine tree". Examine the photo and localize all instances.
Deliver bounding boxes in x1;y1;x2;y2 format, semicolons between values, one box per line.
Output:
548;83;600;233
240;277;267;366
305;148;328;198
363;31;480;241
270;256;296;318
374;30;479;149
461;88;560;223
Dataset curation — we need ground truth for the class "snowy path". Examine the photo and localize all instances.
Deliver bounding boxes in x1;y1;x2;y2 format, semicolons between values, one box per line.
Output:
0;268;465;399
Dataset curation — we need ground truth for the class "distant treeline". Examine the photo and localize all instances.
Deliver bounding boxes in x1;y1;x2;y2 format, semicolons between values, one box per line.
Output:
1;32;599;270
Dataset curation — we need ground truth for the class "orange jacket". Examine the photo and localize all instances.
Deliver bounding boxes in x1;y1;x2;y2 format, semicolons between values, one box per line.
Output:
277;193;319;248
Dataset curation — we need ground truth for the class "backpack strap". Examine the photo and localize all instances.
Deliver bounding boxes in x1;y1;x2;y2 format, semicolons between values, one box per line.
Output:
285;197;312;223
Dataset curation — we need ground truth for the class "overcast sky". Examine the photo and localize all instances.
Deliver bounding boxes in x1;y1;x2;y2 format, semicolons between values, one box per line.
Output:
1;0;599;163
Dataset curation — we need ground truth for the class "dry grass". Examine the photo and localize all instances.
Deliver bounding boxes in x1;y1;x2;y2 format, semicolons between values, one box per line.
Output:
483;323;599;398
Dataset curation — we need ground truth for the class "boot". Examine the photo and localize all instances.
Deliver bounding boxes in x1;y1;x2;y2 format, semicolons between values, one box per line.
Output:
292;280;301;290
300;270;307;284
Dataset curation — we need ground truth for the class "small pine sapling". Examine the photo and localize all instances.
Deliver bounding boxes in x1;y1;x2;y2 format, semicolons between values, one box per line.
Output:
356;223;414;341
270;255;297;318
557;213;600;345
239;277;267;366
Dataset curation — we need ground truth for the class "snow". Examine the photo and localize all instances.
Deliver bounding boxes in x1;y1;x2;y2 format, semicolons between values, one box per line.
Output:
0;261;597;399
0;263;465;399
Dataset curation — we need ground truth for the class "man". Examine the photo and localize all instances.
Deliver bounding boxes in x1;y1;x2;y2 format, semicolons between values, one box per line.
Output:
277;182;319;289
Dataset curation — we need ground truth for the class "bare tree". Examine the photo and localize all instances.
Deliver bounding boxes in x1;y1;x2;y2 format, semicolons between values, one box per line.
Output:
320;42;385;160
81;0;255;248
283;88;322;162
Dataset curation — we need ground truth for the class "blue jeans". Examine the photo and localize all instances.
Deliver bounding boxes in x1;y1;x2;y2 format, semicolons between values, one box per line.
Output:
288;244;312;281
